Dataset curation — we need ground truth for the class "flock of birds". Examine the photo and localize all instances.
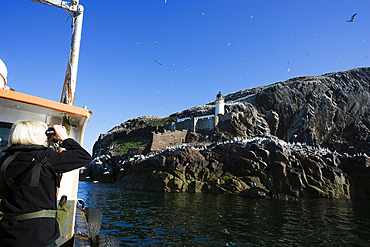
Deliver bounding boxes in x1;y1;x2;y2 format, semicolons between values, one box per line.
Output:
90;132;367;179
168;0;358;24
151;13;358;70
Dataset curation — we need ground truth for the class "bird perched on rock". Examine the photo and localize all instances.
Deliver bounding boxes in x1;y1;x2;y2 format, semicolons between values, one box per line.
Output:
347;13;357;22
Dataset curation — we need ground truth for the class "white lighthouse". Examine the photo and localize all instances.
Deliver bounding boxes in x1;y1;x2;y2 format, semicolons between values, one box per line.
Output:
215;91;225;116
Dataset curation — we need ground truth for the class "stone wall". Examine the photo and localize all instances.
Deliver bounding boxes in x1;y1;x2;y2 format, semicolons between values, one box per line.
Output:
175;114;232;133
176;118;195;132
195;116;215;131
150;130;188;151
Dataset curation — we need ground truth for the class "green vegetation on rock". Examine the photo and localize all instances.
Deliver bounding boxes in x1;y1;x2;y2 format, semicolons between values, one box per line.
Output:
111;137;150;156
152;117;170;127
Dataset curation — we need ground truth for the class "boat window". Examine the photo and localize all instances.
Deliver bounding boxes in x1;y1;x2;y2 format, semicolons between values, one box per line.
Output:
0;122;12;158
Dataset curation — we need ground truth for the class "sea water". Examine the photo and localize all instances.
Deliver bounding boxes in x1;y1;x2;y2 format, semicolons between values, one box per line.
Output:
78;181;370;246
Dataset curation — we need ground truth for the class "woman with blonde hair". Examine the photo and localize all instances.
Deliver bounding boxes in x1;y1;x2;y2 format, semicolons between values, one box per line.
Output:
0;120;91;247
8;120;49;146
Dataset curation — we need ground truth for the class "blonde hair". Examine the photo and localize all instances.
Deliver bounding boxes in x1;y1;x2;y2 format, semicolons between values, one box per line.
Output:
9;120;48;146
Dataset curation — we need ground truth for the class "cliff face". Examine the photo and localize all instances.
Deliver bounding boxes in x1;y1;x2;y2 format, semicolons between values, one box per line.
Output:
171;67;370;155
86;68;370;199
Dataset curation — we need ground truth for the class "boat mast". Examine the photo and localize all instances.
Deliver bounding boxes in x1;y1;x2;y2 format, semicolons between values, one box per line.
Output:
31;0;84;106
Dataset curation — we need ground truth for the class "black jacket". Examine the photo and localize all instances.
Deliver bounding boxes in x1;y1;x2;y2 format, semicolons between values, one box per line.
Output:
0;138;92;247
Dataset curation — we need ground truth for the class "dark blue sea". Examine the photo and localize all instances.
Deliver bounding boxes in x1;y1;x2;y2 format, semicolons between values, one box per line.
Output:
77;181;370;246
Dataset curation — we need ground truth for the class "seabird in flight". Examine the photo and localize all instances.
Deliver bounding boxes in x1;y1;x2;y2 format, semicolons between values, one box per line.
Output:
155;60;162;65
347;13;357;22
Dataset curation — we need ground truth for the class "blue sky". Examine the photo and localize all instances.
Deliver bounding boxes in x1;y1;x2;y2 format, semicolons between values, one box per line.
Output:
1;0;369;153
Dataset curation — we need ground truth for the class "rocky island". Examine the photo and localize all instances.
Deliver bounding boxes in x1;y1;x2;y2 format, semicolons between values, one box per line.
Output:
83;67;370;199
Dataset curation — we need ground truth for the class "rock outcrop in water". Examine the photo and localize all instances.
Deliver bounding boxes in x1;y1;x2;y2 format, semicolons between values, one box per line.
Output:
84;68;370;199
84;136;370;199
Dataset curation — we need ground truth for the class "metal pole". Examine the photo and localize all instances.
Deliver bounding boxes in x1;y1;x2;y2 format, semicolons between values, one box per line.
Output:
61;4;84;105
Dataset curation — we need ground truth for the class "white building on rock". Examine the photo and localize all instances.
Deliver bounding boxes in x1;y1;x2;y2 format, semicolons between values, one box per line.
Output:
174;92;231;132
215;91;225;116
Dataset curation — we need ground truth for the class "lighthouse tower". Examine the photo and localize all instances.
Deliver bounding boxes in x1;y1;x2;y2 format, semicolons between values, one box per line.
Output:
215;91;225;116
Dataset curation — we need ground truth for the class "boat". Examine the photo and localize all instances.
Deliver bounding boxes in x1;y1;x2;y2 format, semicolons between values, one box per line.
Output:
0;1;117;246
0;89;92;246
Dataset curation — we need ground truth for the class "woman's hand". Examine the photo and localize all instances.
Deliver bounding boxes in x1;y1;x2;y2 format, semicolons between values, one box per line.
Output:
53;125;69;142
